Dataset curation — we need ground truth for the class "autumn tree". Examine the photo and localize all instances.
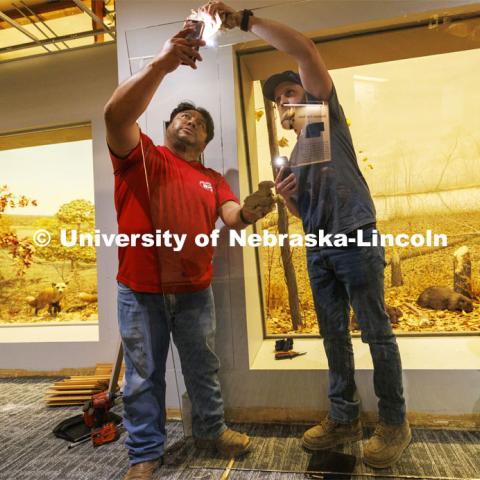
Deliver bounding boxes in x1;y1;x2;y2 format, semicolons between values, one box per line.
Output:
35;199;96;272
0;185;37;276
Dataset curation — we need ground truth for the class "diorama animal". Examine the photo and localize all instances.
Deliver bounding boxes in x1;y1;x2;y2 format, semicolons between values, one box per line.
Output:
26;282;69;316
416;286;473;313
350;305;403;330
385;305;403;325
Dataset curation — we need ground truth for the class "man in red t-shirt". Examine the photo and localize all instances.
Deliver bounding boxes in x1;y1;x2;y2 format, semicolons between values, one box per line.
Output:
104;28;274;480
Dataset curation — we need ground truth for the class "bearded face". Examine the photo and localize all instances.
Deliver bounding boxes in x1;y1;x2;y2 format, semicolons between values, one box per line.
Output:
167;109;208;149
274;81;306;131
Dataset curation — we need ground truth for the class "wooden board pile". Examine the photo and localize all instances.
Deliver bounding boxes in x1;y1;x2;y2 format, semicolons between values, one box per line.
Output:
46;363;124;407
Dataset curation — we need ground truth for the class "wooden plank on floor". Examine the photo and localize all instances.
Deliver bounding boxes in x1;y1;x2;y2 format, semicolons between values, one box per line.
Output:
48;386;100;390
46;395;92;401
47;390;98;395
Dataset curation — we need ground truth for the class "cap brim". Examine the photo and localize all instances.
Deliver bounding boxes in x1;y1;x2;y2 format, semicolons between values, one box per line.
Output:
262;73;286;102
262;72;301;102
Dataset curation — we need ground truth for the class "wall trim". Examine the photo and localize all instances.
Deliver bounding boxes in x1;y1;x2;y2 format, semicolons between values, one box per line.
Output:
225;408;480;430
0;368;96;378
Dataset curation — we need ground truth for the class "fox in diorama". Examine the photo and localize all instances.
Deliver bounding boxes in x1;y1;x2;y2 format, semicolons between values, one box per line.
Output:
26;282;69;316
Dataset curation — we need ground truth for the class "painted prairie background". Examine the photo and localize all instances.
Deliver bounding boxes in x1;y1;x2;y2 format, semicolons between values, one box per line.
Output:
254;48;480;336
0;139;98;324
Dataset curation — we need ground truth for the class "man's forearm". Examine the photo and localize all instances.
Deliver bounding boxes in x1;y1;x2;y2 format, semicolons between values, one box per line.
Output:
245;12;332;100
248;16;317;66
220;201;262;230
104;59;168;127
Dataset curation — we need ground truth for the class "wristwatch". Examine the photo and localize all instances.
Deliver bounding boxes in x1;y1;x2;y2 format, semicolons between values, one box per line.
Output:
240;9;254;32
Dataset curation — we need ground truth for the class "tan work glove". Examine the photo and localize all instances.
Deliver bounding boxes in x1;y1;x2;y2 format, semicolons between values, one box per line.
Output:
242;181;275;222
199;2;240;30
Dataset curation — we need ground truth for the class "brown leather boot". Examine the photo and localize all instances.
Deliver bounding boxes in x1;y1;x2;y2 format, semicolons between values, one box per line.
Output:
363;420;412;468
195;428;251;458
303;415;363;451
124;459;161;480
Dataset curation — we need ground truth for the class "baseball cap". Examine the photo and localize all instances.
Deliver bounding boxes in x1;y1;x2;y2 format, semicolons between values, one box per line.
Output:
262;70;303;102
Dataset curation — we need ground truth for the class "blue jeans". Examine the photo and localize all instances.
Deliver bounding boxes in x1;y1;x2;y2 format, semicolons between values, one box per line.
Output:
306;229;406;425
117;283;227;465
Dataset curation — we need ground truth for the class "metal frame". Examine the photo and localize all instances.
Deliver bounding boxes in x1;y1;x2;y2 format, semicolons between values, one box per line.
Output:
0;28;112;55
71;0;115;40
10;3;61;51
0;10;52;53
16;0;70;50
0;0;115;58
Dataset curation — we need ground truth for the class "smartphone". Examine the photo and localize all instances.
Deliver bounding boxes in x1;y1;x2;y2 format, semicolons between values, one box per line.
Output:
273;156;293;181
182;19;205;65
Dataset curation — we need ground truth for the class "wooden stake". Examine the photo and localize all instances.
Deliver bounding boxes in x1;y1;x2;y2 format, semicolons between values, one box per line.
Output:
391;248;403;287
453;246;472;298
263;95;303;330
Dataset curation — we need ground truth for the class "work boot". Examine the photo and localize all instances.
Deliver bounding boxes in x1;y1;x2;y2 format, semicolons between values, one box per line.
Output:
302;415;363;451
363;420;412;469
195;428;251;458
124;459;161;480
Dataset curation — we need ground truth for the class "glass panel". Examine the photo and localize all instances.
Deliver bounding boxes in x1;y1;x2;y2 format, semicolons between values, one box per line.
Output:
121;6;480;477
125;8;480;350
125;19;246;422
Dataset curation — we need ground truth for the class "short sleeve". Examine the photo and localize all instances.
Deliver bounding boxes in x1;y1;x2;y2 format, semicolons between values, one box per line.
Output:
109;132;156;175
215;175;239;207
305;84;344;123
326;84;347;124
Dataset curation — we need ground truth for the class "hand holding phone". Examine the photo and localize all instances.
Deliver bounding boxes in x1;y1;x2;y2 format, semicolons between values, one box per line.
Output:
159;26;204;72
273;156;297;201
182;19;205;65
273;156;293;181
278;166;293;181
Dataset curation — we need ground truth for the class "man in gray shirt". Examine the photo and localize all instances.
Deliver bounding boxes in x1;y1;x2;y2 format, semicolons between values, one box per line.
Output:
202;1;410;469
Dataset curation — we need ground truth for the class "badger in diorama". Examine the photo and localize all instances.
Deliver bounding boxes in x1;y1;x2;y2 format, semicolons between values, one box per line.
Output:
417;286;474;313
26;282;69;316
351;305;403;330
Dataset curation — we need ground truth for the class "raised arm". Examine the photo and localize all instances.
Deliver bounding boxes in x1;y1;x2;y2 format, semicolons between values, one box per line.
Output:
202;2;332;100
104;29;204;157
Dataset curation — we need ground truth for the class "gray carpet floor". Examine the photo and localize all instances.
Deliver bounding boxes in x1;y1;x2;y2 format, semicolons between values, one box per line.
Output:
0;378;479;480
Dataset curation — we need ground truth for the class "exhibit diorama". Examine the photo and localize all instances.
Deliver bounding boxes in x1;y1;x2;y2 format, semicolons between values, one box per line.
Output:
254;49;480;336
0;0;479;479
0;127;99;325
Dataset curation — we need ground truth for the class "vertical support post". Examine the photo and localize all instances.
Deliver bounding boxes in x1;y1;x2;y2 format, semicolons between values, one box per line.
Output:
263;97;303;330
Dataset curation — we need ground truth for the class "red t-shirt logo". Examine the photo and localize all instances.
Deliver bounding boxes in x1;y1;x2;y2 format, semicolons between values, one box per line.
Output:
199;181;213;192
